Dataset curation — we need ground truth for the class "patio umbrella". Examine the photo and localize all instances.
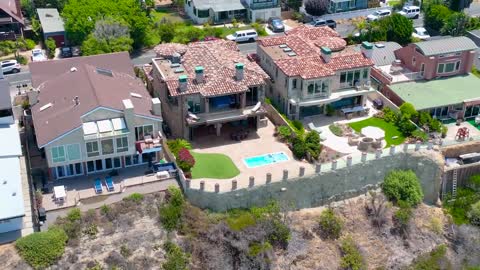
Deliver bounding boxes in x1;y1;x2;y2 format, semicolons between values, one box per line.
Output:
361;126;385;140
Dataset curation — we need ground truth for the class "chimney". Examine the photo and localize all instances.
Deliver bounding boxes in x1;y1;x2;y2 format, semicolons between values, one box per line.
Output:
122;99;135;134
321;47;331;63
151;98;162;116
195;66;204;84
15;0;22;17
361;41;373;59
235;63;244;81
178;75;188;92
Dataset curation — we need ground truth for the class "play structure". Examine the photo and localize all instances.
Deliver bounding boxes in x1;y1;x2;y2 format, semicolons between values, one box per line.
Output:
455;127;470;141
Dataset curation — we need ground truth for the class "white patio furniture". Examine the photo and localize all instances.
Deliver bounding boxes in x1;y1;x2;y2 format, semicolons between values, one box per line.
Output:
156;171;170;179
307;122;323;133
475;115;480;125
53;185;66;202
251;101;261;112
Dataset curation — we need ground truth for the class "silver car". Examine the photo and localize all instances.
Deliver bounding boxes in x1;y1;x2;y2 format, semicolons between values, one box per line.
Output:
1;60;21;74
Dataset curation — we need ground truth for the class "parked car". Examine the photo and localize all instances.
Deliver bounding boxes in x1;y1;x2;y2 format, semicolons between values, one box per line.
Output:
309;19;337;28
267;17;285;32
1;60;20;74
31;49;47;62
226;30;258;43
398;5;420;19
412;27;430;40
366;9;392;21
60;47;73;58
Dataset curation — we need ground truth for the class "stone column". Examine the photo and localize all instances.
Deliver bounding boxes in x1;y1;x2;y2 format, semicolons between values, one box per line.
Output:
315;163;321;173
204;98;209;113
299;166;305;176
375;149;382;159
415;141;421;151
185;179;191;189
389;145;396;155
295;105;300;120
283;169;288;181
266;173;272;184
361;152;367;162
215;183;220;193
232;180;237;190
346;156;352;167
200;181;205;191
215;123;222;136
240;93;246;109
331;160;337;170
249;176;255;188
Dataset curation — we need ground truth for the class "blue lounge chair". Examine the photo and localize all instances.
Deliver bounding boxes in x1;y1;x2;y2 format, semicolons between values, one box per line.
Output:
105;176;114;192
94;178;102;194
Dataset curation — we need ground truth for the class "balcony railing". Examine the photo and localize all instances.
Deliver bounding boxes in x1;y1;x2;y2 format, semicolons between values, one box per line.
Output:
135;131;163;154
249;1;279;10
186;104;265;125
84;129;130;141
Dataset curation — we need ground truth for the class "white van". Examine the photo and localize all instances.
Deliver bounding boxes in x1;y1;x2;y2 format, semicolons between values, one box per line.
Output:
398;6;420;19
226;30;258;43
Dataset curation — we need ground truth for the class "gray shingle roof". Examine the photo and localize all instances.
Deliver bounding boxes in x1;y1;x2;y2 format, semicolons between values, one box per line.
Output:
192;0;245;11
37;8;64;34
414;36;477;56
354;42;401;67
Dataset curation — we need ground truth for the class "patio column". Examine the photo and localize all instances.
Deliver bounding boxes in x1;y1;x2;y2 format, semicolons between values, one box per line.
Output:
295;105;300;120
204;98;209;113
360;94;367;107
215;123;222;136
240;93;246;109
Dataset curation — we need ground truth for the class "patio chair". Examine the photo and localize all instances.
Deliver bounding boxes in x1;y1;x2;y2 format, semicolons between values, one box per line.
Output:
105;176;115;192
307;122;323;133
94;178;103;194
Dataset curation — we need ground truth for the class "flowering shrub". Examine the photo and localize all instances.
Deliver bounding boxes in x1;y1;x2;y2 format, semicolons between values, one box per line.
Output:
178;148;195;172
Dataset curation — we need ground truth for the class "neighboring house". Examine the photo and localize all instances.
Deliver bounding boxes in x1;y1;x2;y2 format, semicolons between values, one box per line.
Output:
0;72;27;241
467;30;480;47
0;0;24;40
257;25;374;120
37;8;66;47
29;52;163;180
328;0;368;13
150;40;269;140
371;36;480;121
184;0;280;24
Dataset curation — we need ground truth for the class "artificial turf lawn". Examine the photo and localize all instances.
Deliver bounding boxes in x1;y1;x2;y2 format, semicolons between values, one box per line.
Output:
348;117;406;147
191;152;240;179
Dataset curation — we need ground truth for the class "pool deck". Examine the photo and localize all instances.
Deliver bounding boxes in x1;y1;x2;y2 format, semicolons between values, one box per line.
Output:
189;119;314;192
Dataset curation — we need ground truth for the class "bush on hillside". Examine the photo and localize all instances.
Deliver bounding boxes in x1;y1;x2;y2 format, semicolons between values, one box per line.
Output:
339;236;367;270
317;208;343;240
16;228;68;269
382;170;424;207
159;186;185;232
468;201;480;226
292;137;307;159
277;125;292;142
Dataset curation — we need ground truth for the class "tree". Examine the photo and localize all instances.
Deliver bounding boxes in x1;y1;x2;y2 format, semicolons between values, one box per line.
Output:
62;0;150;48
424;5;453;32
33;0;68;11
45;37;56;58
382;170;424;207
304;0;329;16
380;13;414;45
441;12;469;36
364;191;389;229
81;17;134;56
157;22;176;43
399;102;418;120
448;0;473;12
287;0;303;11
468;200;480;226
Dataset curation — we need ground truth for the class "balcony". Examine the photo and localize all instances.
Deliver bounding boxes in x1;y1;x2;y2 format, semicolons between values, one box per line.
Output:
376;65;423;84
135;131;163;154
290;86;375;107
186;103;266;126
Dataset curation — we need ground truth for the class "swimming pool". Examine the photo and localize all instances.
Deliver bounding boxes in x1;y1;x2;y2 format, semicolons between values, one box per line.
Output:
243;152;289;168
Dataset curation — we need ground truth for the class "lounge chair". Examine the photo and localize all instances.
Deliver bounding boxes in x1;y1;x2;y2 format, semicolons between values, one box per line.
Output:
307;122;323;134
94;178;103;194
105;176;115;192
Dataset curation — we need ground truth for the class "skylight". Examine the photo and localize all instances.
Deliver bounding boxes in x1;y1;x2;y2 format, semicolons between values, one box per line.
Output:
130;92;142;98
96;67;113;77
283;48;292;52
82;122;98;135
111;118;127;131
279;44;287;48
39;103;52;112
97;120;113;133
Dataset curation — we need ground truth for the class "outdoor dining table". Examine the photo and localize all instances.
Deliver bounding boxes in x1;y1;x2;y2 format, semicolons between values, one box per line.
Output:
53;185;66;202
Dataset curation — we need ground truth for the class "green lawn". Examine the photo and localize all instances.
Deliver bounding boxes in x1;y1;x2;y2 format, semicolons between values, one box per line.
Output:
150;9;185;23
348;117;406;147
191;152;240;179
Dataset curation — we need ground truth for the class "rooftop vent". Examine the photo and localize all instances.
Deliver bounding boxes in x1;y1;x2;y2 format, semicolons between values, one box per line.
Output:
174;68;184;73
39;103;52;112
172;52;181;64
46;13;53;17
130;92;142;98
96;67;113;77
279;44;288;48
2;180;6;185
70;67;77;72
283;48;292;52
73;96;79;106
12;192;16;196
170;63;181;68
375;43;385;48
287;52;297;57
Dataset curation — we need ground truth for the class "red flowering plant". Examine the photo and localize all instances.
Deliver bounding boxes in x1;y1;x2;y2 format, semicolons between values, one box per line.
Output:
177;148;195;172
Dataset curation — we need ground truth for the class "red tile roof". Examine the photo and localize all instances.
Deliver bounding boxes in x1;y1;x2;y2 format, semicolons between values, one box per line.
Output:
154;40;268;97
30;53;160;147
259;26;373;79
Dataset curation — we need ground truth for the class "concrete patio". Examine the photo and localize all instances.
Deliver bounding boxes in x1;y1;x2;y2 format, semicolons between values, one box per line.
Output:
445;121;480;141
42;165;178;211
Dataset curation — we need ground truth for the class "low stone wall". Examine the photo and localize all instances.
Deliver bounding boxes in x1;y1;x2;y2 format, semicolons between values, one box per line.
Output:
442;140;480;158
367;90;400;112
185;150;444;212
264;103;289;127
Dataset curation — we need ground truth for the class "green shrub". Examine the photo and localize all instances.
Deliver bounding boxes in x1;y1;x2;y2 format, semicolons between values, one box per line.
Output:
83;223;98;238
468;201;480;226
292;137;307;159
468;175;480;191
264;97;272;105
428;118;443;133
382;107;398;123
159;186;185;232
393;201;413;235
268;220;291;248
277;125;292;141
318;208;343;240
399;102;417;120
16;55;27;65
396;116;416;136
418;111;433;127
251;22;267;36
100;204;111;215
339;236;366;270
162;242;189;270
16;228;68;269
226;212;256;231
382;170;424;207
123;193;144;202
167;139;192;156
291;120;304;132
329;124;343;137
120;244;132;258
411;130;428;142
326;104;335;116
305;131;322;159
444;188;480;225
248;241;272;257
45;37;56;58
408;244;451;270
67;208;81;222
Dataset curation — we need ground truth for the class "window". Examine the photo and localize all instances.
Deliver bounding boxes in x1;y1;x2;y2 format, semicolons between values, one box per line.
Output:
51;146;66;163
275;68;278;78
307;83;315;95
56;162;83;179
113;157;122;168
292;79;297;89
87;161;95;172
101;139;114;155
340;72;346;83
66;144;81;161
187;100;200;113
116;137;128;152
437;61;460;74
412;56;416;66
135;125;154;141
197;9;209;18
362;68;368;79
307;81;328;96
86;141;99;157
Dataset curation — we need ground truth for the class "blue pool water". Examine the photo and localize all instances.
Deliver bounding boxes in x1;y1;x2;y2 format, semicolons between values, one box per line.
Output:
243;152;289;168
